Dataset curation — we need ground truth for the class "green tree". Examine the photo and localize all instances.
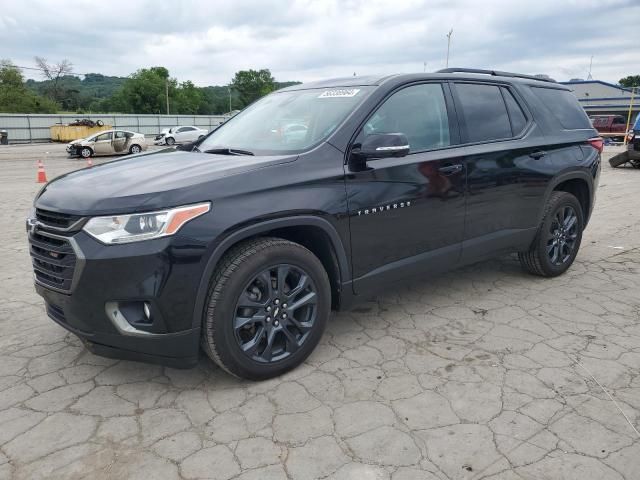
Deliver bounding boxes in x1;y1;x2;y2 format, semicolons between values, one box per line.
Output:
173;80;204;114
0;60;58;113
109;67;173;114
619;75;640;88
231;69;276;107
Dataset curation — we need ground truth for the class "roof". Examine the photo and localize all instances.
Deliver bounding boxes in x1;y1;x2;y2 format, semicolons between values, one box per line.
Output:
560;79;632;93
280;71;566;92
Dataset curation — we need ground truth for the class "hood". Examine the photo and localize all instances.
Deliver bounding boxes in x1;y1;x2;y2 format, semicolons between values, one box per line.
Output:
36;149;297;215
67;138;85;145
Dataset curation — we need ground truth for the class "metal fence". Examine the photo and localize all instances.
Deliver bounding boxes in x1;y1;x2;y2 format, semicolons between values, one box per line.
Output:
0;113;229;143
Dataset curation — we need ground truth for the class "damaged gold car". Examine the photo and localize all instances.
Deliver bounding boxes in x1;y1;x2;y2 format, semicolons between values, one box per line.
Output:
66;130;148;158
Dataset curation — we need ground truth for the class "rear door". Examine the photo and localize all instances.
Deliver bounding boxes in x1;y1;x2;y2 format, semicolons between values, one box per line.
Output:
112;131;127;153
451;82;550;261
345;82;467;291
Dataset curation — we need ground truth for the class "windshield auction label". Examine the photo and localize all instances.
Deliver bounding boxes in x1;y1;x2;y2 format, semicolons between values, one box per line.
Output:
318;89;361;98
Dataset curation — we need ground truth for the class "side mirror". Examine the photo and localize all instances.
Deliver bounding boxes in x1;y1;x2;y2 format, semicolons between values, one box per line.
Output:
357;133;410;158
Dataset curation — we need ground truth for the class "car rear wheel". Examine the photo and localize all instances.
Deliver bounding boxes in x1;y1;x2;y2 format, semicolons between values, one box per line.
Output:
80;147;93;158
518;191;583;277
202;237;331;380
165;137;175;145
129;144;141;154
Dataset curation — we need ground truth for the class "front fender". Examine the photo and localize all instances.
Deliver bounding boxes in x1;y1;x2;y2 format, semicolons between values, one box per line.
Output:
190;215;350;328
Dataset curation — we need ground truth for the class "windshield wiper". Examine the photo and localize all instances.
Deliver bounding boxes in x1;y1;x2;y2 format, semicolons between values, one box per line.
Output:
203;147;254;156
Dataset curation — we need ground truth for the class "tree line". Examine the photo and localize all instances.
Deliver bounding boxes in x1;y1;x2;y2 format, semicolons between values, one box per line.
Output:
0;58;300;115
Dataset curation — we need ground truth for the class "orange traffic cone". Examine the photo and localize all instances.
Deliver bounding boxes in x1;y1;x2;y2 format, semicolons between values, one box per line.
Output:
86;157;93;168
36;160;48;183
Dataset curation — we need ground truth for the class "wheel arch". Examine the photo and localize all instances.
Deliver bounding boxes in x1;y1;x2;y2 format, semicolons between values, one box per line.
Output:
191;216;351;329
542;171;593;227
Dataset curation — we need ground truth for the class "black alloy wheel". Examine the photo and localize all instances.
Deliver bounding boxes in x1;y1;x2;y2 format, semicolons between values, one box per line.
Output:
201;237;331;380
518;191;584;277
546;205;579;266
233;264;317;363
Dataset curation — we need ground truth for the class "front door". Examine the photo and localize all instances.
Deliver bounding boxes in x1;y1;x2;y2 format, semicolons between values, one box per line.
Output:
92;131;114;155
345;82;466;293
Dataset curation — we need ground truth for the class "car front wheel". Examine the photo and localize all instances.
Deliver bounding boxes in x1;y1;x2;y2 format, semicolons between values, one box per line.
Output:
202;237;331;380
518;191;584;277
80;147;93;158
165;137;175;145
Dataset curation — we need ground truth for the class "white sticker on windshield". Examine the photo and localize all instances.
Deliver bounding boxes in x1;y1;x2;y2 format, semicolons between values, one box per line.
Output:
318;88;361;98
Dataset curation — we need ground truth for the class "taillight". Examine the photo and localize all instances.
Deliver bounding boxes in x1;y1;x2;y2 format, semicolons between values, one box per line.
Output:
587;137;604;154
627;130;635;143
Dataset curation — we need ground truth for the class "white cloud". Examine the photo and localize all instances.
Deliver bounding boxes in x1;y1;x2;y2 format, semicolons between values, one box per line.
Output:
1;0;638;85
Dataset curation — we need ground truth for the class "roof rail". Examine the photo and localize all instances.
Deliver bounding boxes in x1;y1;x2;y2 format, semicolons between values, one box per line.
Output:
436;68;556;83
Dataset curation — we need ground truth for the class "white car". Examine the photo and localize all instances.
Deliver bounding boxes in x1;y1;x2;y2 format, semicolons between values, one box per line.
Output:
155;126;209;145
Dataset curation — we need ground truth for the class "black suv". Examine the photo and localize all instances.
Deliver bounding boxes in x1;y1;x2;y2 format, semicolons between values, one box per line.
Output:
28;69;602;379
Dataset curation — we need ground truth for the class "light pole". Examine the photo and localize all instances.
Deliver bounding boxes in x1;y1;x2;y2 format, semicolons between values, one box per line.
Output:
228;86;232;113
446;29;453;68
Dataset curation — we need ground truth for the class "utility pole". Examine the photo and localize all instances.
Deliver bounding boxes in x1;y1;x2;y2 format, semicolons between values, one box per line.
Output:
423;62;427;72
165;79;170;115
228;86;232;113
446;29;453;68
587;55;594;80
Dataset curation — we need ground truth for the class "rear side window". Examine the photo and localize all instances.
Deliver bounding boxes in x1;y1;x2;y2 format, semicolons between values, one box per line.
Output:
455;83;512;142
531;87;592;129
503;89;527;135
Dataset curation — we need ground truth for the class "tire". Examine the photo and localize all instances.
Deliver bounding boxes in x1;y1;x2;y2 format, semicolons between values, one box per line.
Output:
80;147;93;159
609;152;629;168
518;191;584;277
165;137;175;146
202;237;331;380
129;144;142;154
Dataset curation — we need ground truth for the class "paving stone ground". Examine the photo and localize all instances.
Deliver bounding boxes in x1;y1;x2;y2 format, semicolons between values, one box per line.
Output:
1;144;639;479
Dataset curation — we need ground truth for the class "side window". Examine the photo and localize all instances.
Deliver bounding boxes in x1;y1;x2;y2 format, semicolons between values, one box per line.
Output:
612;117;625;125
502;88;527;135
530;87;592;129
95;132;112;142
114;131;126;139
181;126;195;132
455;83;511;142
362;83;450;151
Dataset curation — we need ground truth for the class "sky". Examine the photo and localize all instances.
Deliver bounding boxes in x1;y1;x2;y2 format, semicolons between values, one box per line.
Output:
1;0;638;86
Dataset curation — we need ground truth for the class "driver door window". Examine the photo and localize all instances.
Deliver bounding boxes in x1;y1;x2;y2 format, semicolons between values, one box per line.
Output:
361;83;451;152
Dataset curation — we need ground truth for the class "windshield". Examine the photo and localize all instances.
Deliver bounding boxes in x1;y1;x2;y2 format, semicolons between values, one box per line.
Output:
198;86;373;155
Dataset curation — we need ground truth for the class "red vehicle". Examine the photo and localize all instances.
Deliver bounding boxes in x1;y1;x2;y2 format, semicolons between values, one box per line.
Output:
589;115;627;140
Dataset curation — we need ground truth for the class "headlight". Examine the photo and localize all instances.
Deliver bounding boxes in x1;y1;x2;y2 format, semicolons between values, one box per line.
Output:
82;203;210;244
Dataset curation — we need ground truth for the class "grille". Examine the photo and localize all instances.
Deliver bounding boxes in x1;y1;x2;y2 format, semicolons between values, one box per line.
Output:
29;229;77;292
35;209;83;231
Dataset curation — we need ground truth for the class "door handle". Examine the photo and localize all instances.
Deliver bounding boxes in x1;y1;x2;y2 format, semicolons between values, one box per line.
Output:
529;150;547;159
438;164;463;175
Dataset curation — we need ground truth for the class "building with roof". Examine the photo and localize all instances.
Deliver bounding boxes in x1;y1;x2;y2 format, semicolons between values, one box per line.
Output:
561;80;638;120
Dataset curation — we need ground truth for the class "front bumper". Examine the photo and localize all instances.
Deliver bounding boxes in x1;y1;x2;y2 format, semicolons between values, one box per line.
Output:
67;145;83;157
29;224;208;368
